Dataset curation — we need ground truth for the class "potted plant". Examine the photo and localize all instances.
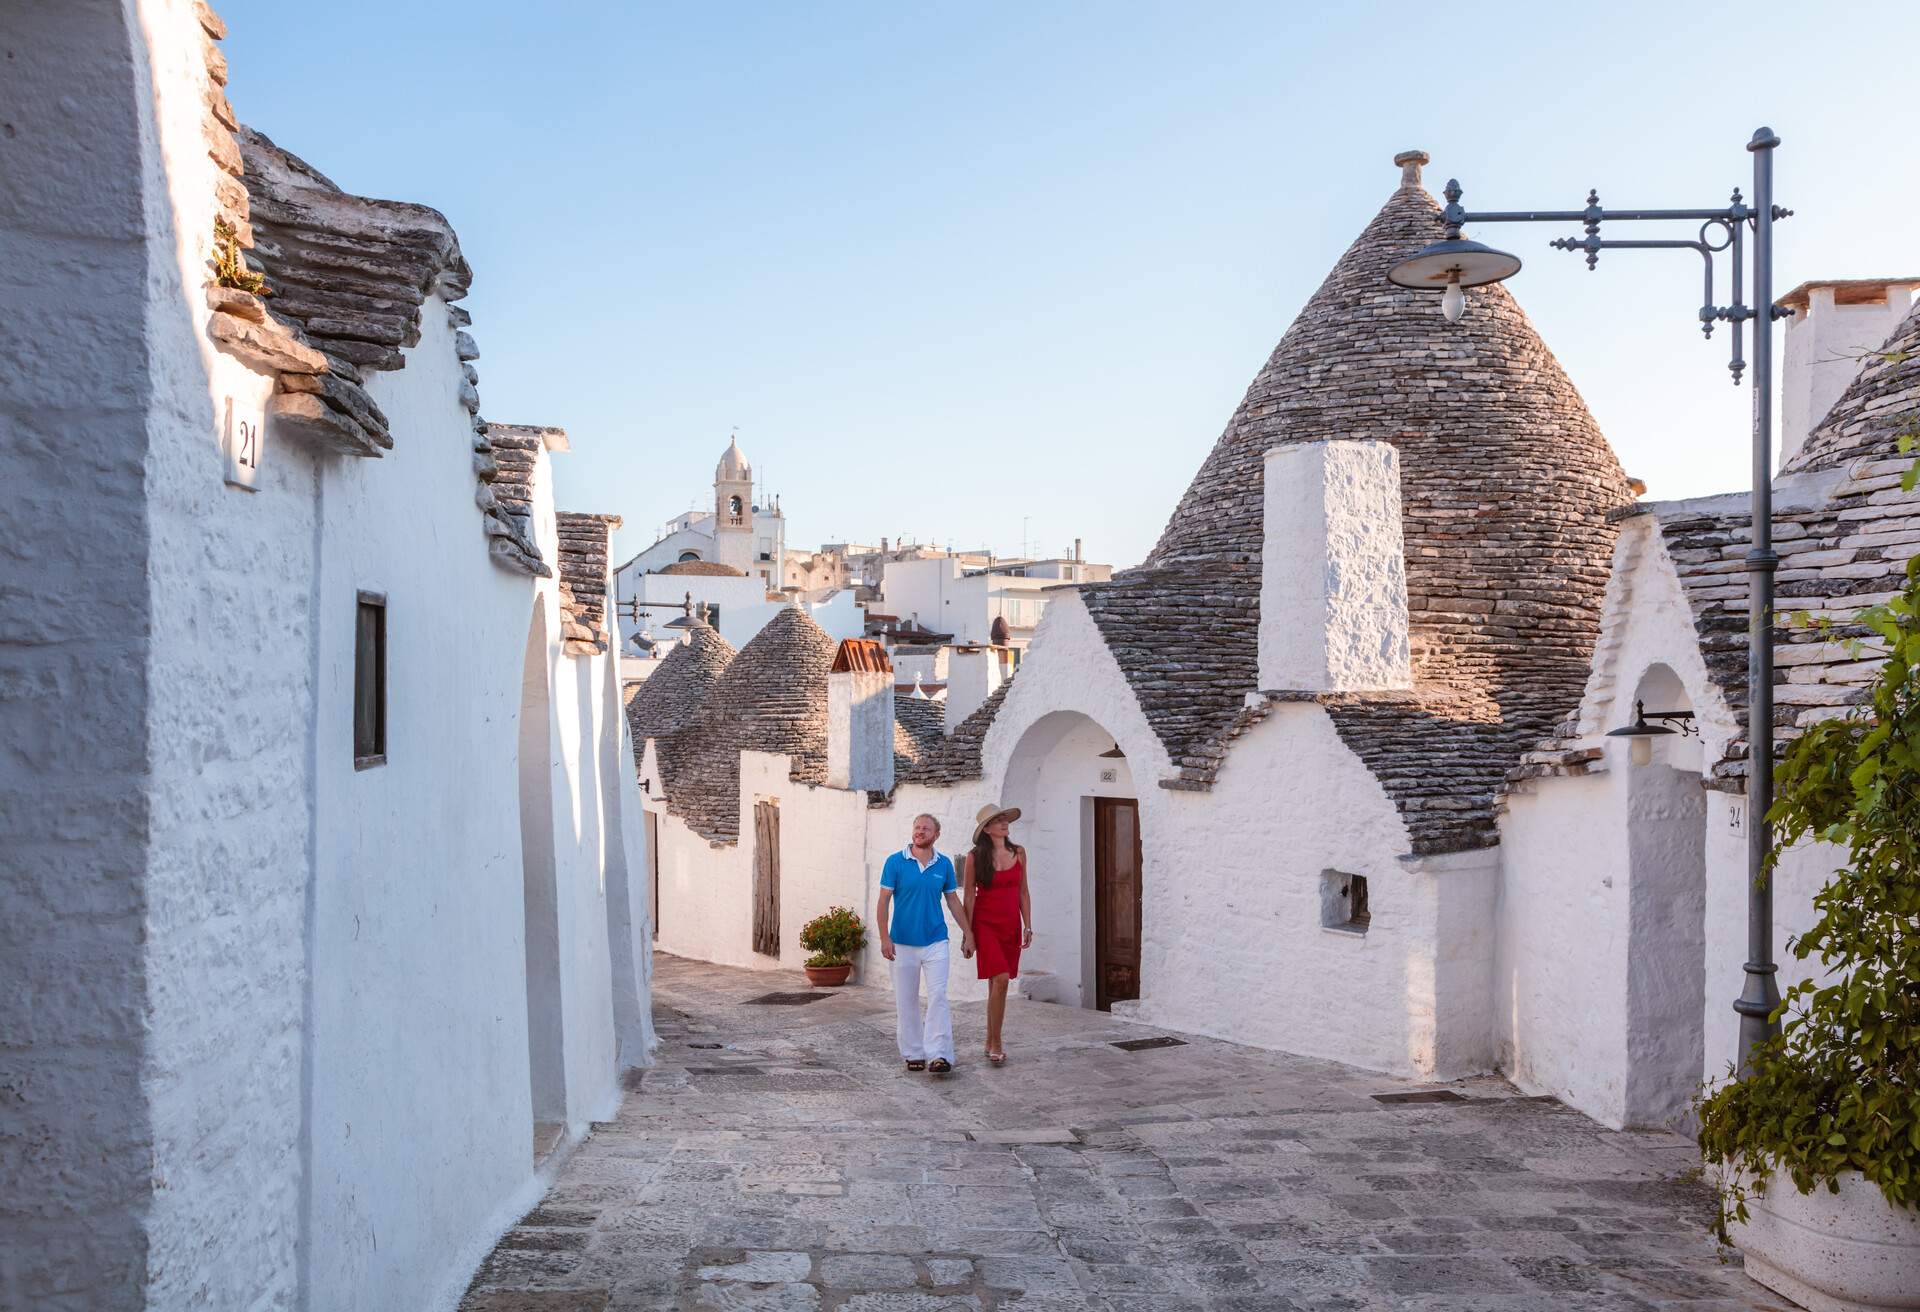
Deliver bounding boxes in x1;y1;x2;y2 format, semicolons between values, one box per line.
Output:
1696;541;1920;1311
799;905;866;987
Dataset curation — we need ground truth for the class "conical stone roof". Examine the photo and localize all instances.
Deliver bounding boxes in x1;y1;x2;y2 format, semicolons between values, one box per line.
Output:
625;621;735;763
1080;156;1634;853
661;605;836;843
1786;298;1920;474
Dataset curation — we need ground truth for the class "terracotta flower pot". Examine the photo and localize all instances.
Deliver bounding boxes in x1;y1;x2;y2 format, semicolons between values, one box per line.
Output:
1731;1169;1920;1311
803;963;851;988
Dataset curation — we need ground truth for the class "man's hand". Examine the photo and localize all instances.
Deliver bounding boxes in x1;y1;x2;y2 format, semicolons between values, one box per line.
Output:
880;937;896;962
961;933;975;959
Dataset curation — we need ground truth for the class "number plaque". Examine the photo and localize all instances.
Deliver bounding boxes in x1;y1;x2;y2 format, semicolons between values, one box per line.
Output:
222;395;263;490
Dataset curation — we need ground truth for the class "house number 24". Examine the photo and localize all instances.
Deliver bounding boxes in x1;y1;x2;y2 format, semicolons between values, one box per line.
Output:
223;395;262;491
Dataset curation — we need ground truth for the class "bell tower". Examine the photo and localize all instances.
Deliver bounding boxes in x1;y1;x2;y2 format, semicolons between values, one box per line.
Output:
713;435;754;573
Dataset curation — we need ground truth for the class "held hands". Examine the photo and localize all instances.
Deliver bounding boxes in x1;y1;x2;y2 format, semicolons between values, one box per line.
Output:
961;933;975;959
880;937;896;962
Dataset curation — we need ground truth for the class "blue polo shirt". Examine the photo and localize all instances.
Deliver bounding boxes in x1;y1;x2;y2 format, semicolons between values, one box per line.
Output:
880;848;958;947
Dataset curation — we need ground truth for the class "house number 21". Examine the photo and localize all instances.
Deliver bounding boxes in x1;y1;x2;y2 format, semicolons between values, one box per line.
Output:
223;395;262;491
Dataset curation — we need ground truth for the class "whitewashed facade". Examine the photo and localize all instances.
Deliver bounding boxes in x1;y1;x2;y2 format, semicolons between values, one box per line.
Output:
0;5;653;1309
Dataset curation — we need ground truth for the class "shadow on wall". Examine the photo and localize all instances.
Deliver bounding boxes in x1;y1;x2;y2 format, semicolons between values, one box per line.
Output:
997;710;1138;1012
518;599;566;1132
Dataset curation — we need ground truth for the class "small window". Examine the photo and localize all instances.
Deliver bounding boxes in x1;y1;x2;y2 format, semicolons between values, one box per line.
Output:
1321;869;1369;933
354;591;386;769
676;550;702;563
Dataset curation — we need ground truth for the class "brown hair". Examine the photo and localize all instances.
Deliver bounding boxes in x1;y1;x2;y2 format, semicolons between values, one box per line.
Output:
970;827;1019;891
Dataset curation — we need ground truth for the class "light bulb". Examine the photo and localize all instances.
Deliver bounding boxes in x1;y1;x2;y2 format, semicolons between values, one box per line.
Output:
1629;735;1653;767
1441;277;1465;323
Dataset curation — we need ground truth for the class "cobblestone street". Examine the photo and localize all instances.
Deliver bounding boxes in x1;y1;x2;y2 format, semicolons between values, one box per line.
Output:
463;954;1782;1312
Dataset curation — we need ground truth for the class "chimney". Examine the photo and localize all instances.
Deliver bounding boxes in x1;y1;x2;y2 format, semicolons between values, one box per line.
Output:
1073;537;1083;563
1258;440;1411;692
1779;278;1919;468
945;644;1003;734
827;640;894;792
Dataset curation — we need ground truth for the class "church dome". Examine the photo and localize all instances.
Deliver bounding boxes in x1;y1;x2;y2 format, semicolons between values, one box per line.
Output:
715;436;751;483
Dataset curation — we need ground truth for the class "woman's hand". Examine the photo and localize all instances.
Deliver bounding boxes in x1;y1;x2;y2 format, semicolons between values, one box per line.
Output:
1021;926;1033;949
880;937;895;962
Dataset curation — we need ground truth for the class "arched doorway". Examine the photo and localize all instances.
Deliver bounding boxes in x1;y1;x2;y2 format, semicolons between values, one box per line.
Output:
1000;711;1141;1011
518;601;567;1148
1622;663;1708;1128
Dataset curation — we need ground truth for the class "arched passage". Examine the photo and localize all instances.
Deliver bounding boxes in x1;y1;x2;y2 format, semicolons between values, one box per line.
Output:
1622;662;1708;1128
1000;711;1141;1010
518;600;567;1144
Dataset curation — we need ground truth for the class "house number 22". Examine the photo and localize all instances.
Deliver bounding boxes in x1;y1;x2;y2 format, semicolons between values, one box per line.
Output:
223;395;262;491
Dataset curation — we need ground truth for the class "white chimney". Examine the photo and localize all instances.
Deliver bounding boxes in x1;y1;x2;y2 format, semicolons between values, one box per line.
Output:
1258;440;1411;692
944;645;1003;733
828;664;894;793
1779;279;1918;468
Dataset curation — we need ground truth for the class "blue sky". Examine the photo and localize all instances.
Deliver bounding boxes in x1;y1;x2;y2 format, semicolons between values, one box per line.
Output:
224;3;1918;569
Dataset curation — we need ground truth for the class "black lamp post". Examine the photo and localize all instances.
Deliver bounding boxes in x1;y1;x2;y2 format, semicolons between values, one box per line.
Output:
1387;127;1792;1070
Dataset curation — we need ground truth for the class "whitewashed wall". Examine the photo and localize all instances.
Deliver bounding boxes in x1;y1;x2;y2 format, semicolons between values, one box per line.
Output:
979;594;1490;1078
136;2;313;1304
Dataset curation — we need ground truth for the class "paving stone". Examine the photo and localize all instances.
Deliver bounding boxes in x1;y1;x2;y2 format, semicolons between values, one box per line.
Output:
465;955;1775;1311
816;1253;918;1289
695;1251;812;1283
683;1283;819;1311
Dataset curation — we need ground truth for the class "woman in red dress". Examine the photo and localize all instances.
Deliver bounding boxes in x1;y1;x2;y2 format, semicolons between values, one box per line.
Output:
963;804;1033;1067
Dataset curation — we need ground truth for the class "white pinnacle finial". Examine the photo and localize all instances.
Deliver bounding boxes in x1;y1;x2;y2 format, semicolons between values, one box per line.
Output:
1394;150;1430;189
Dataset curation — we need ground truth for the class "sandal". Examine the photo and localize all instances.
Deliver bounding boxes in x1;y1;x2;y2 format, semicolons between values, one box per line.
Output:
928;1058;952;1075
905;1059;927;1072
986;1049;1006;1067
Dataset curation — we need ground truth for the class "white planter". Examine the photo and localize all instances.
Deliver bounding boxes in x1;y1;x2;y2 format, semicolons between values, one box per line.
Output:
1733;1170;1920;1311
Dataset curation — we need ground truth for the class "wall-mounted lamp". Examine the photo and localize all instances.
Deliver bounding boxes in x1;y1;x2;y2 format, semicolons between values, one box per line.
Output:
1098;741;1126;759
1606;699;1699;766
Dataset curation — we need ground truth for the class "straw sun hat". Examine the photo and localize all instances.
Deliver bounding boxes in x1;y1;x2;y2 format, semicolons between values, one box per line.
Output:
970;804;1022;845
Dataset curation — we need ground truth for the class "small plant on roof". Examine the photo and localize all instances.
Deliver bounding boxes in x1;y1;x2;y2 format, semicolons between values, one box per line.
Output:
799;905;866;968
211;215;269;295
1695;468;1920;1242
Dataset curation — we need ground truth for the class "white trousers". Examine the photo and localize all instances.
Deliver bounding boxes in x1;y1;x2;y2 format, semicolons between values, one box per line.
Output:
891;939;953;1062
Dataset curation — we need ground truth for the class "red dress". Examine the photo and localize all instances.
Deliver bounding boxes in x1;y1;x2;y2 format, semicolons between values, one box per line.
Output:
972;856;1024;979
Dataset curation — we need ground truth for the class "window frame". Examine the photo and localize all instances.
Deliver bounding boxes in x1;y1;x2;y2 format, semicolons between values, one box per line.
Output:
354;589;388;770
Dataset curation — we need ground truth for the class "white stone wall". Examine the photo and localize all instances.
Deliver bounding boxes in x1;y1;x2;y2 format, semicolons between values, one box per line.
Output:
1780;283;1917;468
137;2;311;1304
980;593;1483;1077
1259;441;1410;692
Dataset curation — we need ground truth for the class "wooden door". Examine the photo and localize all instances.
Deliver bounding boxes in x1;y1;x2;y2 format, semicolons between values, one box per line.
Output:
1094;798;1142;1011
752;800;780;957
645;810;660;939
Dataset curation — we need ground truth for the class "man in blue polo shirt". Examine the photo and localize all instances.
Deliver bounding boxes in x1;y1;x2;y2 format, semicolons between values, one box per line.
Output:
877;813;973;1075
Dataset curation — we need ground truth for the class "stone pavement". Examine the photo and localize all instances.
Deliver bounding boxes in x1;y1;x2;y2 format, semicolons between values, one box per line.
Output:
462;954;1783;1312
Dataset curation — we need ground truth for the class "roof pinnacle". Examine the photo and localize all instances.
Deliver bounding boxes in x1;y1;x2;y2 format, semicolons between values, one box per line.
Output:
1394;150;1430;189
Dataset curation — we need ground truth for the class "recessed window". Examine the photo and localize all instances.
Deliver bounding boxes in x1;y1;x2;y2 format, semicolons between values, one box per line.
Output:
354;592;386;769
1321;869;1370;934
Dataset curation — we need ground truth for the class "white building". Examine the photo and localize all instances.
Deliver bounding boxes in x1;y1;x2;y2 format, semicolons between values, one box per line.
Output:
878;551;1112;652
1;6;653;1309
618;147;1920;1143
620;436;787;589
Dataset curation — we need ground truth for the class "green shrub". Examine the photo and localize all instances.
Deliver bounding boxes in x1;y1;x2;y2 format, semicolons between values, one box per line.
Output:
799;905;866;967
1696;522;1920;1241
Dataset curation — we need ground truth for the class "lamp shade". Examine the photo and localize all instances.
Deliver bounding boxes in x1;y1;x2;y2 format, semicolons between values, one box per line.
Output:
1387;238;1523;290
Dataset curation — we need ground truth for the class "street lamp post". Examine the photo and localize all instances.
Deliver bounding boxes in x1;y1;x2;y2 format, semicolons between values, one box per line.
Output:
1388;127;1793;1071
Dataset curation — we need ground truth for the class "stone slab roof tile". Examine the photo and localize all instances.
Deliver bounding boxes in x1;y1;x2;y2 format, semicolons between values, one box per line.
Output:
238;127;549;576
1785;298;1920;475
896;682;1011;789
660;606;837;844
626;622;736;757
556;511;621;656
1080;162;1633;853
